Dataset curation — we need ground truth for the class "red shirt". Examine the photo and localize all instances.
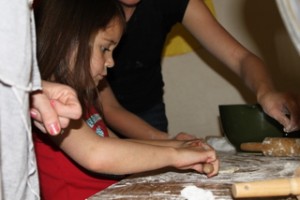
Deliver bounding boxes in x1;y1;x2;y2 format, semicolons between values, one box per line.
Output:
33;106;118;200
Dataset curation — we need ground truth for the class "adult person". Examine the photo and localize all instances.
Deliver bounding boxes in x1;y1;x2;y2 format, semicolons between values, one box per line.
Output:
0;0;81;199
106;0;300;133
33;0;219;199
0;1;40;196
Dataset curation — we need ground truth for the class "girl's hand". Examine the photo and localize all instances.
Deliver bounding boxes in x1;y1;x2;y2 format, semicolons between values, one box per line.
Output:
180;138;210;149
174;146;219;177
174;139;219;177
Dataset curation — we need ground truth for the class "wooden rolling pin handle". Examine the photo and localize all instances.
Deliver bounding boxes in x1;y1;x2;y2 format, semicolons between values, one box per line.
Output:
231;177;300;198
240;142;263;152
291;178;300;195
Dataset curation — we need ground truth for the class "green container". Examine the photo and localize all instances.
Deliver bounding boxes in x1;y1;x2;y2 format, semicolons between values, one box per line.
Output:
219;104;284;151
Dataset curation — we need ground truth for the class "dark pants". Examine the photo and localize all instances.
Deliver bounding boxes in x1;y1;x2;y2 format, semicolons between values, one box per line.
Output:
135;102;168;132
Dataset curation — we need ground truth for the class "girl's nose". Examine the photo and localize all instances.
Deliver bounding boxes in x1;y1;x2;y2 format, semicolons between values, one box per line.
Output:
105;57;115;68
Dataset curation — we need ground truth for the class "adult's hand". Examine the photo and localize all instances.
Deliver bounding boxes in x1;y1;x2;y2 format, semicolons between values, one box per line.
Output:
174;132;197;140
258;91;300;133
30;81;82;135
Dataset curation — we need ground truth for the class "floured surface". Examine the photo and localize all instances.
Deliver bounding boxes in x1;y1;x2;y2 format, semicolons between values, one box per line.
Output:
181;186;215;200
206;136;236;153
88;153;300;200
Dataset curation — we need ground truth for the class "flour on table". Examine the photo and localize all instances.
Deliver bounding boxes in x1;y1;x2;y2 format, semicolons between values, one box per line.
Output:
219;166;240;174
205;136;236;153
180;185;215;200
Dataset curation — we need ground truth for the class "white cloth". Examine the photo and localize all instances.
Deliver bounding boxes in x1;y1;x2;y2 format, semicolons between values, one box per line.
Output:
0;0;41;199
276;0;300;55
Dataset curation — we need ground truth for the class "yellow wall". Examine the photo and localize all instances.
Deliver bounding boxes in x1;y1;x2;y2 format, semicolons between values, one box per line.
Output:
162;0;215;57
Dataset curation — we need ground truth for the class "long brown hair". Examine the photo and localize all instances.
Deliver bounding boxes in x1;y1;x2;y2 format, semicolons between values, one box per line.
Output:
35;0;125;115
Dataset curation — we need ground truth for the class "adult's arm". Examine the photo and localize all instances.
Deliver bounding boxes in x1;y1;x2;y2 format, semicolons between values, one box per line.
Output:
98;80;169;139
182;0;300;132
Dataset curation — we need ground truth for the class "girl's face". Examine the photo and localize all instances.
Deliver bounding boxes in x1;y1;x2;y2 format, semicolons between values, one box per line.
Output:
90;18;123;85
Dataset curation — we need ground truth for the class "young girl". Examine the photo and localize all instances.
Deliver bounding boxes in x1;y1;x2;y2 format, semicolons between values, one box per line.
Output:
33;0;219;199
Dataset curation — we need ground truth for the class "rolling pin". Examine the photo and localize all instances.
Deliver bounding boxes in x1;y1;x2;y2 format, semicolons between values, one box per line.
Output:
232;167;300;199
231;177;300;198
240;137;300;157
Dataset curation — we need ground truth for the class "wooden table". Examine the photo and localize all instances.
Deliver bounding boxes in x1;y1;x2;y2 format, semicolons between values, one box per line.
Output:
88;152;300;200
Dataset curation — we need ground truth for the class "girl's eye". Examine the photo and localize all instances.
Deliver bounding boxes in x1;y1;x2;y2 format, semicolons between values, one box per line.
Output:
100;46;110;52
